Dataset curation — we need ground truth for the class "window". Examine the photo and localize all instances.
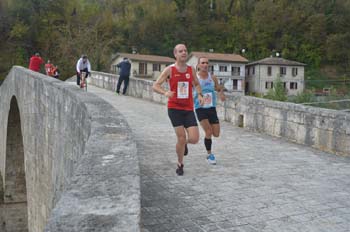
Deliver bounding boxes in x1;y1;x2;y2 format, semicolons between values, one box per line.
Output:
247;67;250;75
267;66;272;76
139;63;147;75
290;82;298;89
209;65;214;72
265;81;273;89
153;64;161;71
283;82;287;89
280;67;286;76
219;65;227;72
292;67;298;76
113;65;118;74
232;79;238;90
232;67;240;76
252;67;255;75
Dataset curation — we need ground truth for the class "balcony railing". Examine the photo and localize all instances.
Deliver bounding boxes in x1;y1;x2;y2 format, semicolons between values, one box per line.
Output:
212;71;244;79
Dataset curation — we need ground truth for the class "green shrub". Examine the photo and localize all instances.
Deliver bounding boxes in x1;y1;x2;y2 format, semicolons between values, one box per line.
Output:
291;89;315;103
264;76;287;101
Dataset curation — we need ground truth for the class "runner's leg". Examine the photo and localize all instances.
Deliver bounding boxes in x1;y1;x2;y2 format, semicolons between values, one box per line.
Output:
200;119;213;154
174;126;187;165
211;123;220;137
185;126;199;144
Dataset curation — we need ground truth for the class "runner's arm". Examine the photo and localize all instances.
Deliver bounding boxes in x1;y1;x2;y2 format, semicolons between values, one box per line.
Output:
192;68;204;105
152;66;174;97
213;75;226;101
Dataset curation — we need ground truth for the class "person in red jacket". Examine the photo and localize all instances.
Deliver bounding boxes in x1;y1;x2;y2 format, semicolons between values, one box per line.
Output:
29;52;44;72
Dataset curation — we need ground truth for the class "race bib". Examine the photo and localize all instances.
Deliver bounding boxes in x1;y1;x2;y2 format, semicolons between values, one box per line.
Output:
177;81;189;99
203;92;213;107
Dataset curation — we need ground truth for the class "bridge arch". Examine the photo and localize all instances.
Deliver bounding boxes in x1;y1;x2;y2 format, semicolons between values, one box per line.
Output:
2;96;28;231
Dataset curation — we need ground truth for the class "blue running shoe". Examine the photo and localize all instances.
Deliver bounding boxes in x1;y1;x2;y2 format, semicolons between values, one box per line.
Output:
207;154;216;165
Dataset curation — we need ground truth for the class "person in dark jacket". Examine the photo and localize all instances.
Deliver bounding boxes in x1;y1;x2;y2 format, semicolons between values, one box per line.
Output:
116;57;131;95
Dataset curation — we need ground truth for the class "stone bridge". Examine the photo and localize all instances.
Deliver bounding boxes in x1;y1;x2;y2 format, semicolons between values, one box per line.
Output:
0;67;350;232
0;67;139;232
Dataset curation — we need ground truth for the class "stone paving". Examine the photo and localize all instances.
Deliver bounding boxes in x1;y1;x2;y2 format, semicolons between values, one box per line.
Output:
89;85;350;232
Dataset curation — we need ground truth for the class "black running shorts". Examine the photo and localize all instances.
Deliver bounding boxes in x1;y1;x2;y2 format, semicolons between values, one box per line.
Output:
168;109;198;128
195;107;219;124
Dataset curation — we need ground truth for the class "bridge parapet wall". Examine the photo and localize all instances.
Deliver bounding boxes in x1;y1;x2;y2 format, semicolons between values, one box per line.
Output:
0;67;140;232
90;71;349;156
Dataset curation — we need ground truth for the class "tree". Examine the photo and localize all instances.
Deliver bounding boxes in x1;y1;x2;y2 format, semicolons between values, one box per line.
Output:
265;76;287;102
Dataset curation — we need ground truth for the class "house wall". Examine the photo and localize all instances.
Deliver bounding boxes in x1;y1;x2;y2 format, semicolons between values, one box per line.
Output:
187;56;246;94
186;57;199;69
247;64;304;96
111;58;169;80
187;57;245;77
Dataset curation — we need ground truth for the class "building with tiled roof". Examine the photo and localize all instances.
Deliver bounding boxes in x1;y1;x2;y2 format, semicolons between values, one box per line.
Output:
188;52;248;63
187;51;248;95
111;53;174;79
247;57;306;67
245;57;306;96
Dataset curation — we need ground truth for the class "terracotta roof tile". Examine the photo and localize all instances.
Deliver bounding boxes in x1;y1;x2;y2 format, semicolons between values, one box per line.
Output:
188;51;248;63
247;57;306;66
116;53;174;63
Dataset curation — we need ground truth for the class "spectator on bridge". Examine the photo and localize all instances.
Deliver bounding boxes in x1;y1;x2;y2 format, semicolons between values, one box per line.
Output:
194;57;226;165
76;54;91;86
115;57;131;95
29;52;44;72
45;60;60;79
152;44;204;176
52;65;60;79
45;60;57;77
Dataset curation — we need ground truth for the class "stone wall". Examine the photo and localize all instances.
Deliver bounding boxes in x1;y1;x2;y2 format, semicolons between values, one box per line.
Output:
221;96;350;156
0;67;140;231
90;71;350;156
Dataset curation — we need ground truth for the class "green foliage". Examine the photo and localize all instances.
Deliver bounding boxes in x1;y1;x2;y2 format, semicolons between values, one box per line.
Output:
248;92;264;98
0;0;349;81
9;20;29;40
305;67;350;92
264;77;287;102
290;89;315;103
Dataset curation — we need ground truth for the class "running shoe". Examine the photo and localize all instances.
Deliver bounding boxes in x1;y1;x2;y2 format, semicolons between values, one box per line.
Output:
184;144;188;156
207;154;216;165
176;163;184;176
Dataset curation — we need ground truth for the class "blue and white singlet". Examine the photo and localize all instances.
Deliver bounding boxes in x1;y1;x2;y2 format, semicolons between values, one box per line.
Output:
194;72;217;110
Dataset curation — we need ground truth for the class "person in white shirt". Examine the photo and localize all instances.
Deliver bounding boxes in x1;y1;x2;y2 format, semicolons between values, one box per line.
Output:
76;54;91;86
